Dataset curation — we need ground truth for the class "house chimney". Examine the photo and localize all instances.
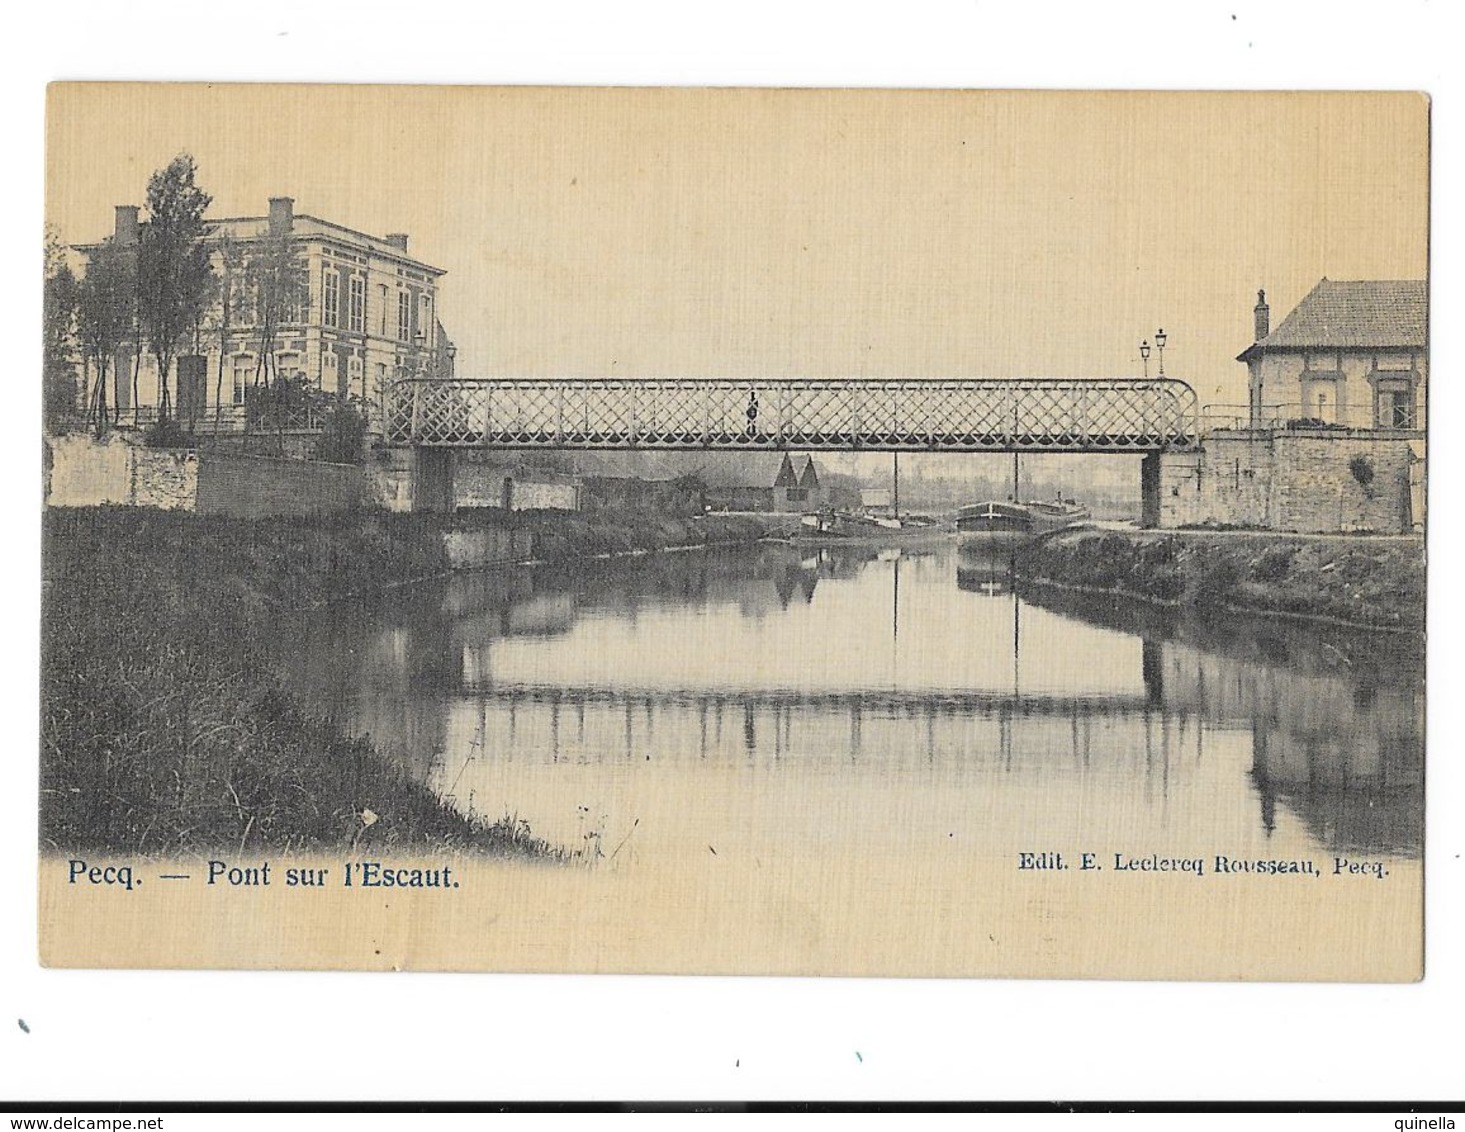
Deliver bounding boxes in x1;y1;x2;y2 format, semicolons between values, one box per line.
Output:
114;205;140;245
384;232;409;251
1254;288;1270;341
268;196;295;236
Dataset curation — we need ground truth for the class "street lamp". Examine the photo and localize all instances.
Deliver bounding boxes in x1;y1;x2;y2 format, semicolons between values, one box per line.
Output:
1155;328;1168;377
1139;339;1151;379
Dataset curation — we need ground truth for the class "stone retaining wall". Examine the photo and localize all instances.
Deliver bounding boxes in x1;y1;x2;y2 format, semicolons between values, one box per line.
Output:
195;452;365;517
1159;430;1422;532
44;434;198;510
45;435;366;518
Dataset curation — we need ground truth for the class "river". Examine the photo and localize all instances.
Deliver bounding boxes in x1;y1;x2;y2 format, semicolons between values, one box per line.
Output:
289;539;1423;874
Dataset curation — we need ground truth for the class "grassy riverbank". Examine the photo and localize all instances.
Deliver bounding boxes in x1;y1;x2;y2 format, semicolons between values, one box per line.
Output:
500;509;783;562
1017;528;1425;631
40;506;780;855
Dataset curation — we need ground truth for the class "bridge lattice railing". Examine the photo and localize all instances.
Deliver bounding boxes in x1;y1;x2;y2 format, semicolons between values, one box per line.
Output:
386;377;1198;451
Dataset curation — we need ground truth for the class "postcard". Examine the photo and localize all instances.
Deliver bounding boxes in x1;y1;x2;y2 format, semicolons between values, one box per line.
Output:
39;85;1427;979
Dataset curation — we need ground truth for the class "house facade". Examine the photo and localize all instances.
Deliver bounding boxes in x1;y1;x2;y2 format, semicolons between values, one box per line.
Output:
78;196;454;436
1241;279;1426;431
1156;279;1427;533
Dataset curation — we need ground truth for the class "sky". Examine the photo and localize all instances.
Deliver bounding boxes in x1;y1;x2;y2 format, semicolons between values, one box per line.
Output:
47;86;1428;420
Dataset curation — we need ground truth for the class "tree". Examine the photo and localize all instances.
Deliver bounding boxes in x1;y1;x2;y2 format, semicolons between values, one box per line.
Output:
204;230;247;433
136;154;214;422
244;227;309;391
75;237;137;437
42;228;80;431
314;398;367;464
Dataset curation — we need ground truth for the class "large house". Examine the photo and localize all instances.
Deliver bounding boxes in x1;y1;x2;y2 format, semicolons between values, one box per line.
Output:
1156;278;1427;533
77;196;454;435
1240;279;1426;431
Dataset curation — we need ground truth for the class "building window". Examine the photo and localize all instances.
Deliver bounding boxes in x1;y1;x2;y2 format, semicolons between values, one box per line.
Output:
1377;381;1415;428
398;290;412;342
324;270;340;328
276;352;304;383
349;276;365;333
379;284;389;336
232;355;254;405
280;274;302;324
322;351;338;394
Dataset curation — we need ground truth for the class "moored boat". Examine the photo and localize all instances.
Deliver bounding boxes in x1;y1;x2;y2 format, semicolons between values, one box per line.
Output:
1023;499;1092;530
955;501;1033;543
956;499;1090;543
792;508;946;545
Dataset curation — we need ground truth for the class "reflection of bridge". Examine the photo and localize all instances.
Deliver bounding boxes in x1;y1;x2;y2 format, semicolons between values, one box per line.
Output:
455;682;1161;718
388;377;1198;452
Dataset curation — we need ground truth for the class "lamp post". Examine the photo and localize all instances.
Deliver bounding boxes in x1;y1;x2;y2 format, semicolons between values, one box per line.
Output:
1139;339;1151;379
1155;328;1167;377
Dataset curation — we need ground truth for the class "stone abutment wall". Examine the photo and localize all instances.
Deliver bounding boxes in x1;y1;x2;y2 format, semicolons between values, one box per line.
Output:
1158;430;1422;533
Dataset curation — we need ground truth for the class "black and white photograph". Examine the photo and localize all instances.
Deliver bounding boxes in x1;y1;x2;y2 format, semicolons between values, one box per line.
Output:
35;84;1428;981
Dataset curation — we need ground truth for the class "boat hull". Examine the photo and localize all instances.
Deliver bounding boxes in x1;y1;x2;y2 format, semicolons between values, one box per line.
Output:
955;528;1030;549
955;500;1090;543
956;501;1035;543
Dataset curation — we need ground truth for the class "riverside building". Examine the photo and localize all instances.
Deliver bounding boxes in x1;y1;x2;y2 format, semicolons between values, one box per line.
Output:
1158;279;1427;532
75;196;455;437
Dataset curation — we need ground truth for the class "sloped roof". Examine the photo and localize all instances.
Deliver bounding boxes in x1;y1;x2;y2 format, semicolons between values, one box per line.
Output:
798;457;820;489
773;454;799;488
1242;279;1425;359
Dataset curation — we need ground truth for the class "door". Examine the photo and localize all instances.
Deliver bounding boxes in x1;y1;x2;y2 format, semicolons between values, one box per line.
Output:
177;355;208;424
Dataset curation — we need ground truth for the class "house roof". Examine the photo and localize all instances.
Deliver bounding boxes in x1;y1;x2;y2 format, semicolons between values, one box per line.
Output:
1239;279;1426;360
774;454;799;488
76;214;446;276
206;215;447;275
798;457;820;489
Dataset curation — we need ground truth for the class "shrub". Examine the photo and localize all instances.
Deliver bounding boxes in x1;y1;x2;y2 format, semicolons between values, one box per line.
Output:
142;415;193;448
314;400;367;465
1251;545;1296;583
1143;566;1185;601
1194;556;1242;607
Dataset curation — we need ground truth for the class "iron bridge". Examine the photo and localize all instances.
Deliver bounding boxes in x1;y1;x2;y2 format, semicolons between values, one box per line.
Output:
386;377;1198;452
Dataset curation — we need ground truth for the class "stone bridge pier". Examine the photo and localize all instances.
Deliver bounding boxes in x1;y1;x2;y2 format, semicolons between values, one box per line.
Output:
413;448;457;513
1140;452;1163;528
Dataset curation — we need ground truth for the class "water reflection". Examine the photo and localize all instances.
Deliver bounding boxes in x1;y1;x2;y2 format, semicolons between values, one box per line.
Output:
288;540;1422;861
1020;583;1424;857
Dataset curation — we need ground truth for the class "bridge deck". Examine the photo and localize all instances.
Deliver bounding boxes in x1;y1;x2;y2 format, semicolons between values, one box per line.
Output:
387;377;1198;452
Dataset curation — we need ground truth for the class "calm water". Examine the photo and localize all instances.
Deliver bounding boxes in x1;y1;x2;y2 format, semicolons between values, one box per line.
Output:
289;540;1424;867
